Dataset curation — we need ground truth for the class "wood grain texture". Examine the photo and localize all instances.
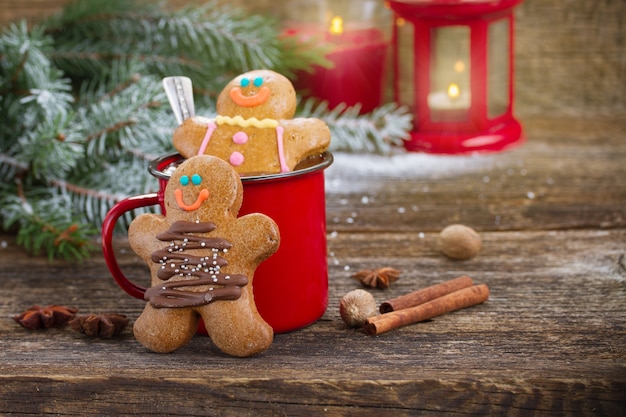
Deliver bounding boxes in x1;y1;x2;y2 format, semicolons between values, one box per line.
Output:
514;0;626;116
326;116;626;233
1;115;625;415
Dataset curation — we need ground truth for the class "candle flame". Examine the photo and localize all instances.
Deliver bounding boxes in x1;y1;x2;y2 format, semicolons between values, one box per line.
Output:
329;16;344;36
454;60;466;73
447;83;460;100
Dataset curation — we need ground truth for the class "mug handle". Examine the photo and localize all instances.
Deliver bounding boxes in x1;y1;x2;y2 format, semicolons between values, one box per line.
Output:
101;192;160;300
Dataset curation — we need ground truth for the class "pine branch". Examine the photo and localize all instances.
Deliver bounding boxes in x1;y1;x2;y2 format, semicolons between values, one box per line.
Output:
0;153;28;183
0;181;95;262
0;22;53;91
298;99;413;154
16;113;83;180
0;0;411;262
0;22;74;150
43;0;329;101
162;3;283;71
78;73;168;161
59;155;159;229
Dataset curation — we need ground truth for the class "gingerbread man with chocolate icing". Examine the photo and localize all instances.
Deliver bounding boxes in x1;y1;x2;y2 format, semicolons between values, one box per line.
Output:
172;69;331;175
128;155;279;356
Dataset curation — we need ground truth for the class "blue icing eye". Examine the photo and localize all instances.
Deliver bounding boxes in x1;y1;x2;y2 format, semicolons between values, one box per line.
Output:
240;78;250;87
191;174;202;185
180;175;189;186
253;77;263;87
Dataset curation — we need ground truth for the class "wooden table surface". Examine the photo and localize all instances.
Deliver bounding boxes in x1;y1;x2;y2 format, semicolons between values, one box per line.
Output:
1;116;625;416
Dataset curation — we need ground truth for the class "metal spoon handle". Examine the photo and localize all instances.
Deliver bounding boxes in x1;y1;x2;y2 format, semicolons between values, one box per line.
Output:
162;76;195;125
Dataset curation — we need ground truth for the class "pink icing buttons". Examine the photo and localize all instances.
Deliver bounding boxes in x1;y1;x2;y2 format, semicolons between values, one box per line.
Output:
232;131;249;145
229;151;244;166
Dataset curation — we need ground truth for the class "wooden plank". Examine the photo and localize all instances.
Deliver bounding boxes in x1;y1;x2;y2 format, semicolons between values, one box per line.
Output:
326;116;626;233
1;227;625;414
515;0;626;115
1;375;624;416
0;108;625;415
0;0;70;25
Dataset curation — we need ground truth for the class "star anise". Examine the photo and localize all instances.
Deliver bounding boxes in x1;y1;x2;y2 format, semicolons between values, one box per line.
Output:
69;313;130;338
352;267;401;289
13;305;78;330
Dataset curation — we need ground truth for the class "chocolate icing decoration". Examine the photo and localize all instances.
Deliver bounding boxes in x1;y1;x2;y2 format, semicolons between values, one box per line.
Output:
147;220;247;308
144;276;247;308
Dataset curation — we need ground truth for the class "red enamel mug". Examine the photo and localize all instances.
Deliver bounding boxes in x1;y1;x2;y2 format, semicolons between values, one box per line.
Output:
102;152;333;333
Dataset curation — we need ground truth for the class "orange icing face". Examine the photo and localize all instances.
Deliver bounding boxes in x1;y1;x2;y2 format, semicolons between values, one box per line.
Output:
229;78;271;108
217;70;297;121
175;188;209;212
175;173;209;211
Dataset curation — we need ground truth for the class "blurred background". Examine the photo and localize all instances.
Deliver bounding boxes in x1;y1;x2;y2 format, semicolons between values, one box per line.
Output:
1;0;624;119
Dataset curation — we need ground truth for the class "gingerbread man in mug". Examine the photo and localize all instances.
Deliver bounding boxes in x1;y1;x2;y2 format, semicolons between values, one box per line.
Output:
172;69;331;175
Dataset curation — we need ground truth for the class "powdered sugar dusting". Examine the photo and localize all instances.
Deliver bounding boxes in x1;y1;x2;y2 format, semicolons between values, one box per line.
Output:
325;151;496;192
328;151;495;178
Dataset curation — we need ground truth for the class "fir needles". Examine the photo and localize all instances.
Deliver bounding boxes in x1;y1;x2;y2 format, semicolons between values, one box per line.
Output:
0;0;412;261
300;99;412;154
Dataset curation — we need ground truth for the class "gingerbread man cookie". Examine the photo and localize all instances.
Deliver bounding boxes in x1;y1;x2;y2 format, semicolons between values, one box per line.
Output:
172;69;331;175
128;155;279;356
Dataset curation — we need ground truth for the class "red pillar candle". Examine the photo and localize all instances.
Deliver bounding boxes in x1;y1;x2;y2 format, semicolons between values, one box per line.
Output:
283;1;391;114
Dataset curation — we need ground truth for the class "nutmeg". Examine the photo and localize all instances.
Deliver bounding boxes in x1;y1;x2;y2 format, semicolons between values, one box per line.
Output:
438;224;482;260
339;289;377;328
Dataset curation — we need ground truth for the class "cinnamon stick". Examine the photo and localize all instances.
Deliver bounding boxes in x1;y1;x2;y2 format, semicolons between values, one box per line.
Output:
364;284;490;336
379;275;474;314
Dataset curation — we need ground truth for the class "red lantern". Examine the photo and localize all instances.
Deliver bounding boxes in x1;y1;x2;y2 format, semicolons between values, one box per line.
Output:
389;0;524;153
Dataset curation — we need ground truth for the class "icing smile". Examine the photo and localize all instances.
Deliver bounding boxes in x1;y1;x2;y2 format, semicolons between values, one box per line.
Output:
229;86;270;107
229;76;270;108
175;188;210;211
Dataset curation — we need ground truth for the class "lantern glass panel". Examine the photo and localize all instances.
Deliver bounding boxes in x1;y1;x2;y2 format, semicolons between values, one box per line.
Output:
487;18;510;119
428;26;470;122
396;18;415;111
